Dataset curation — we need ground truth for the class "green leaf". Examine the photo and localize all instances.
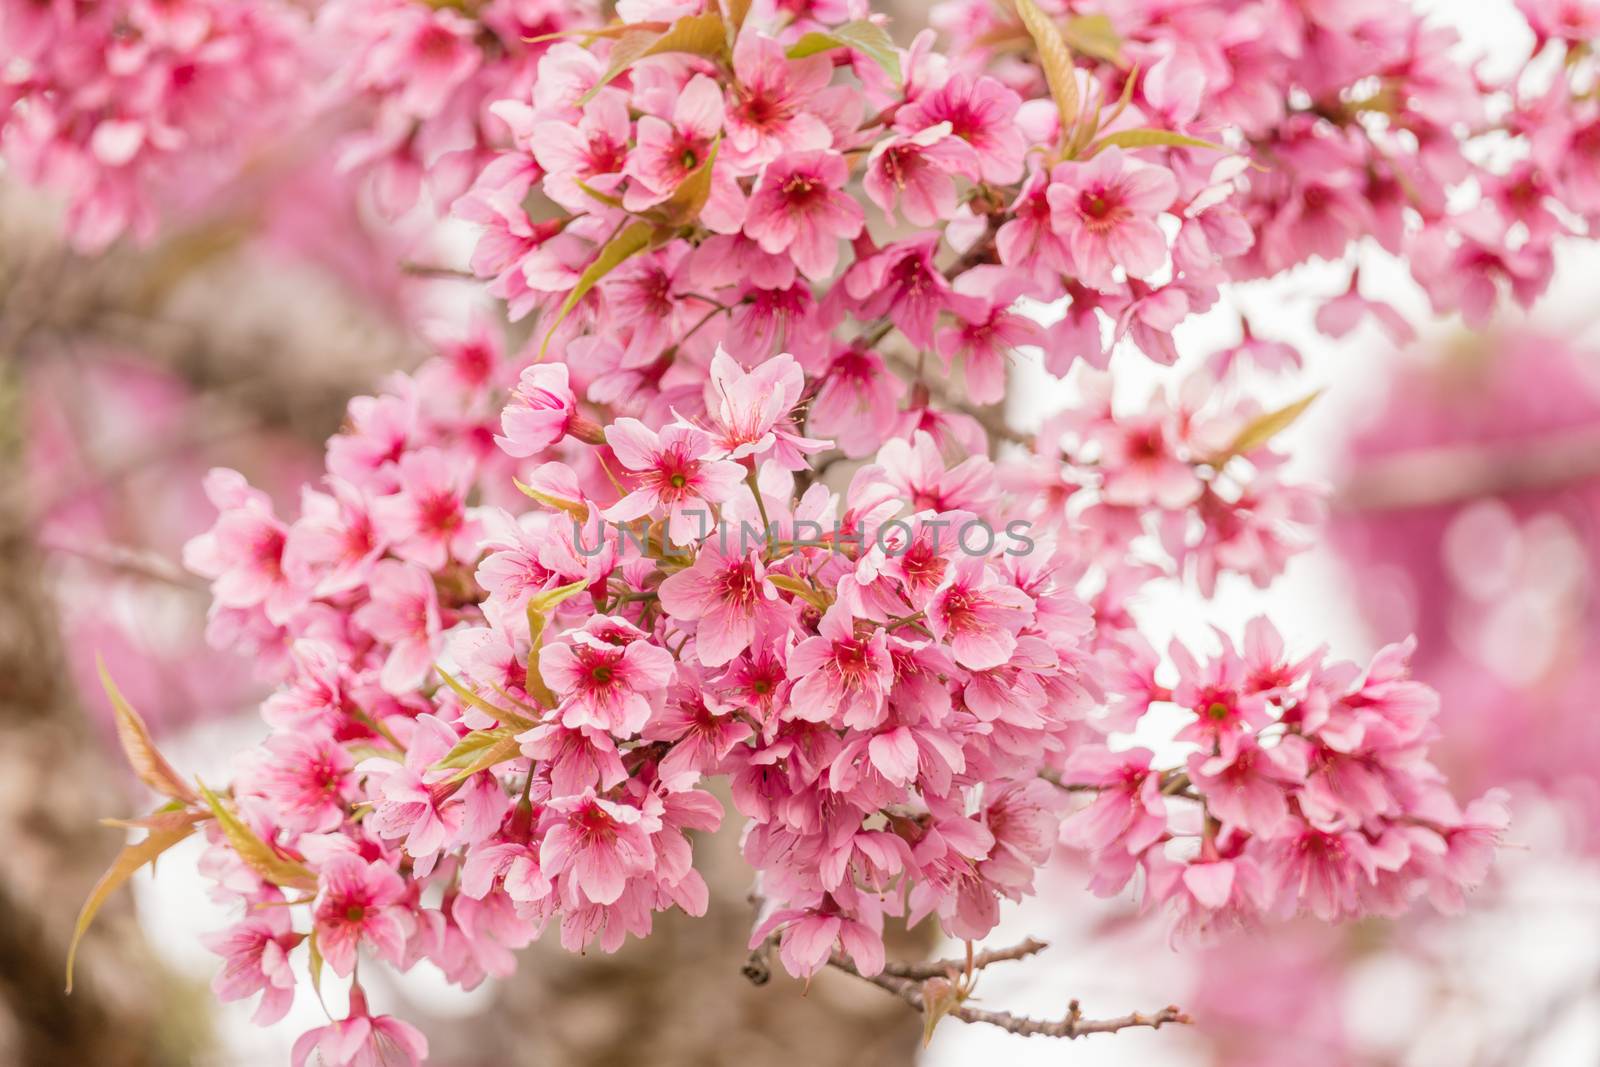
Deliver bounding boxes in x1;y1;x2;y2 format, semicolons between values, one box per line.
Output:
1013;0;1079;148
306;928;327;1009
1090;128;1228;155
579;12;729;105
788;20;901;84
513;477;589;519
767;574;829;611
97;655;196;803
1060;14;1125;65
435;726;523;784
540;220;660;358
197;781;317;891
66;823;194;992
435;668;538;730
1215;390;1323;462
525;578;590;705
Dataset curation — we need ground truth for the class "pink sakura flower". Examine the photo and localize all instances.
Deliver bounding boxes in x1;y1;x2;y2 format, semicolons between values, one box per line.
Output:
749;903;885;979
183;468;303;625
1095;405;1202;510
642;688;755;791
244;731;355;835
366;6;480;119
806;346;907;458
1187;734;1309;837
539;616;676;737
352;560;442;695
1147;854;1271;935
602;418;746;545
372;447;480;571
786;605;896;729
877;430;997;513
704;348;829;469
461;834;553;906
1209;320;1304;378
1112;281;1192;366
863;122;979;227
1518;0;1600;44
623;74;724;211
743;150;863;280
1047;148;1178;289
725;281;821;360
658;539;779;667
997;168;1075;282
1315;282;1416;347
326;382;420;492
539;791;659;906
291;987;428;1067
1170;637;1275;753
530;89;632;213
312;856;414;976
896;74;1026;185
937;274;1044;405
1058;746;1170;857
497;362;579;458
1257;823;1382;922
925;558;1036;671
724;35;834;165
283;478;385;598
361;715;507;875
518;720;628;799
201;908;302;1025
843;235;980;349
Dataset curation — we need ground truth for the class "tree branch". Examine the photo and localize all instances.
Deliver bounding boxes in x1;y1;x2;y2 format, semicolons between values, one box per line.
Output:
825;950;1190;1040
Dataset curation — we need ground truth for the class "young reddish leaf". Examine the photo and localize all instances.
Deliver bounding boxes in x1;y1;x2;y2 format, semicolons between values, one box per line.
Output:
1013;0;1079;148
788;20;902;84
97;655;196;804
66;822;194;992
197;781;317;891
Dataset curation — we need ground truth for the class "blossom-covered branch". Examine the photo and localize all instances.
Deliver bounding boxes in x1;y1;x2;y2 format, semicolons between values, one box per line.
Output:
16;0;1598;1062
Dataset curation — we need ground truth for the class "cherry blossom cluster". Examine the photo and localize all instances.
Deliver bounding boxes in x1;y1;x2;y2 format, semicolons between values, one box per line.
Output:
0;0;304;250
52;0;1596;1062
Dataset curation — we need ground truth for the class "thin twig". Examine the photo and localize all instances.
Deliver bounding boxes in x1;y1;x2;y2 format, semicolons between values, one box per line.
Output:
880;937;1049;980
826;952;1189;1039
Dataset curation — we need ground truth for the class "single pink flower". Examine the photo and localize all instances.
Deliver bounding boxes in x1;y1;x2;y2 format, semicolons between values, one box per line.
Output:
497;362;579;458
372;447;480;571
1047;148;1178;289
786;605;896;729
863;123;979;227
291;987;428;1067
539;616;676;737
925;558;1036;671
201;908;302;1025
312;856;414;976
601;418;747;545
743;150;863;280
539;791;658;906
725;35;834;165
352;560;442;695
658;539;779;667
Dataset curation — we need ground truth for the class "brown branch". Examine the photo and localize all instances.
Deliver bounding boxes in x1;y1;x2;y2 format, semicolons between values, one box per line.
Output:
826;951;1189;1040
880;937;1048;980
